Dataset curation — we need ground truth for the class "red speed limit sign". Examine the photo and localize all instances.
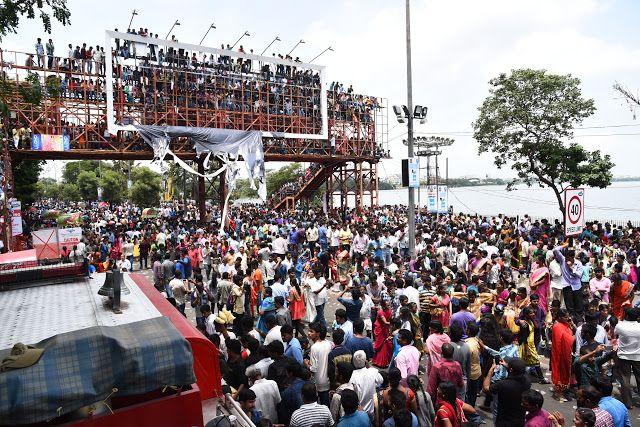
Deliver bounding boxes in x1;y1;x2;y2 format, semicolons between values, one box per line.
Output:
564;188;585;236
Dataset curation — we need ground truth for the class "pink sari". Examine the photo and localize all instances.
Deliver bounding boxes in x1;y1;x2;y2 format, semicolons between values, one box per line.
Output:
530;266;550;313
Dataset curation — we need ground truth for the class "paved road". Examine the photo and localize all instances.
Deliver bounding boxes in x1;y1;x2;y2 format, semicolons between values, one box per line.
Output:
135;267;639;424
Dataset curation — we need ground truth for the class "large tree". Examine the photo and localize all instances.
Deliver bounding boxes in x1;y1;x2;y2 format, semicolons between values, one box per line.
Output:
12;159;43;206
0;0;71;40
129;166;162;207
473;68;614;219
99;169;126;204
76;170;99;200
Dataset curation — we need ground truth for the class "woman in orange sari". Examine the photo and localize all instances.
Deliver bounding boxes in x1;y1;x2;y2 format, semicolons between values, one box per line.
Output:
551;308;576;402
610;273;634;320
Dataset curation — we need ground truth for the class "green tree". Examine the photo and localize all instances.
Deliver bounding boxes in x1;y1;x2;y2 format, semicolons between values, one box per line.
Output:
129;166;162;207
36;177;61;199
0;0;71;40
76;170;98;200
60;182;80;202
266;163;303;197
99;169;126;204
473;69;614;219
12;159;43;205
19;72;43;105
62;160;103;183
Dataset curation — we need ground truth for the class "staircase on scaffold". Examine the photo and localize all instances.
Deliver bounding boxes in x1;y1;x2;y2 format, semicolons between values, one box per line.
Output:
271;162;340;210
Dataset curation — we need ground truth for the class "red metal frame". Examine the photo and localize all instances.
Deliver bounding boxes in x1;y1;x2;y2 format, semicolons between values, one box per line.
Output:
0;48;387;212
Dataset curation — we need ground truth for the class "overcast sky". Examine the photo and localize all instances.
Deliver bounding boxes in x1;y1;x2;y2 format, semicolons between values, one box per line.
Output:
4;0;640;179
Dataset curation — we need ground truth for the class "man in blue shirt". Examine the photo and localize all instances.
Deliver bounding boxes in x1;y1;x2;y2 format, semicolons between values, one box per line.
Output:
344;320;374;359
281;324;303;365
592;375;632;427
279;363;308;426
553;242;584;319
338;389;371;427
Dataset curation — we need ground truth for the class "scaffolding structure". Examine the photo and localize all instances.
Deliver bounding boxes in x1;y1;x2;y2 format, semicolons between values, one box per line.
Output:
0;42;388;222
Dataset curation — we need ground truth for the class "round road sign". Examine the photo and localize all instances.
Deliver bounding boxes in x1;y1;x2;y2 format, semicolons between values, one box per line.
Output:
567;195;582;225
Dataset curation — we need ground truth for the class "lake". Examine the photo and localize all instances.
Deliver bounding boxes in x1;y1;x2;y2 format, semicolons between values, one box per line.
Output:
374;181;640;222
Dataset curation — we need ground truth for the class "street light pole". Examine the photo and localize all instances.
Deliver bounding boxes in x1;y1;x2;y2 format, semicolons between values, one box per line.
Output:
200;23;216;45
287;39;305;56
309;46;334;63
128;9;138;30
165;20;180;39
231;31;250;50
405;0;416;258
261;36;281;56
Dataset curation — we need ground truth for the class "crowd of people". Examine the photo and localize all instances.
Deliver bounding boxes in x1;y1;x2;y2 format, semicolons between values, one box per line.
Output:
1;31;382;154
17;199;640;427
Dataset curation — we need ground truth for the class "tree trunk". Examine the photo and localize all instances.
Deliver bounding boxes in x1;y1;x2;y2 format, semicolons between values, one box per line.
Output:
551;186;565;223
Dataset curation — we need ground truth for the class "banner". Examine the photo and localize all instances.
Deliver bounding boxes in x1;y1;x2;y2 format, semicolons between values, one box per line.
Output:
9;199;22;236
32;228;60;260
31;134;70;151
426;185;437;213
437;185;449;214
408;157;420;188
58;227;82;248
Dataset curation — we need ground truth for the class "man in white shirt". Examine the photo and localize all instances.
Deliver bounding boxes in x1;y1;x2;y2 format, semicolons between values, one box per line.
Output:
549;258;564;307
308;321;333;406
614;307;640;409
307;269;328;327
272;234;288;257
402;281;420;308
263;316;283;346
306;223;319;253
349;350;383;416
247;367;281;423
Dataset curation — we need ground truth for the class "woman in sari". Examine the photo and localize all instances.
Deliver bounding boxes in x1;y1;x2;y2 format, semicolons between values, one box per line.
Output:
409;302;424;353
435;381;474;427
429;284;451;327
610;273;634;320
256;286;276;335
424;320;451;375
288;276;306;337
372;300;393;367
551;308;576;402
517;307;550;384
336;244;351;279
529;258;550;313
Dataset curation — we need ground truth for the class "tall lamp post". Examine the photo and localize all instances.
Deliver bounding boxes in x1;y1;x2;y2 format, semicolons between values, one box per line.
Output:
261;36;281;55
393;0;429;259
231;31;250;49
128;9;139;30
309;46;334;63
200;22;216;45
287;39;305;56
165;20;180;39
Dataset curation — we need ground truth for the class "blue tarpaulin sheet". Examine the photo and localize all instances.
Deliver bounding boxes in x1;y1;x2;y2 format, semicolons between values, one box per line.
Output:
0;317;195;425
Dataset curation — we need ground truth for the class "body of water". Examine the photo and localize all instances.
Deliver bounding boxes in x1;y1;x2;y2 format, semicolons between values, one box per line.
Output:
374;181;640;222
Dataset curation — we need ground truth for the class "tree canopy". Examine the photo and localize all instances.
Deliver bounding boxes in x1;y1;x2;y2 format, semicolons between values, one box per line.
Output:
473;68;614;218
0;0;71;40
38;161;163;206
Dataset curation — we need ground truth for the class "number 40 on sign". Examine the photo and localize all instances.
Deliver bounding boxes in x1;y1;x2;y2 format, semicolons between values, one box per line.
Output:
564;188;585;236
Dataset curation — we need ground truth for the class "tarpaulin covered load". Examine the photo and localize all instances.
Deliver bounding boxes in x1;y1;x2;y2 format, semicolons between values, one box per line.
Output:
0;317;195;425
